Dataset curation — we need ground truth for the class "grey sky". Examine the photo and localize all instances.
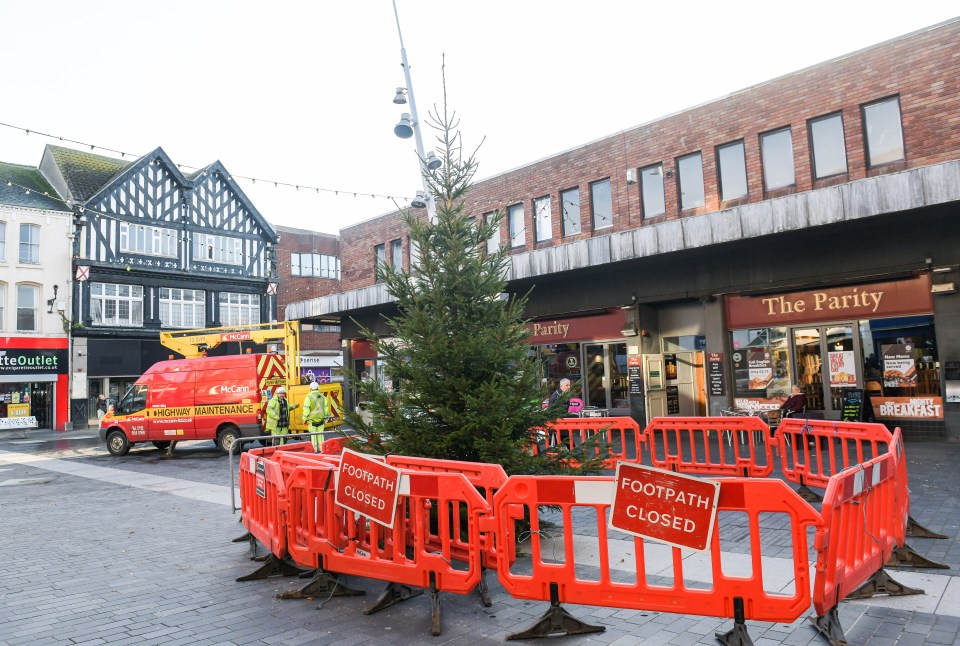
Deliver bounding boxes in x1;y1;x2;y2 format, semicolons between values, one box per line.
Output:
1;1;956;234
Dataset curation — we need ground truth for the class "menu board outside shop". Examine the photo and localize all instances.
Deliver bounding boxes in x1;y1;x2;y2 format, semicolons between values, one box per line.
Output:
707;353;725;396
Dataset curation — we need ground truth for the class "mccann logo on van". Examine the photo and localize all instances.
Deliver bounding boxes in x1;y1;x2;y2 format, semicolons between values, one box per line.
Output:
208;384;252;396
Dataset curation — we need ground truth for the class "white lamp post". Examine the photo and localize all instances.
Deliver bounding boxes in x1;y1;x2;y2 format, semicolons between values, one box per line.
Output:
391;0;438;224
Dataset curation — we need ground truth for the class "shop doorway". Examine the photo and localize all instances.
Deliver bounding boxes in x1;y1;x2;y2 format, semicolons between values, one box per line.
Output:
792;324;859;417
583;343;628;412
28;382;53;429
641;352;704;421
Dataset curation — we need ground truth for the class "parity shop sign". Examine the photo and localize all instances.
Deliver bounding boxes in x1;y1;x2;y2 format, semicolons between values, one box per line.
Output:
609;462;720;551
0;349;68;375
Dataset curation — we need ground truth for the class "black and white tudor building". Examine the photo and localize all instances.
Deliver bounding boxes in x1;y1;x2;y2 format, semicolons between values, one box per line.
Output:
39;144;279;409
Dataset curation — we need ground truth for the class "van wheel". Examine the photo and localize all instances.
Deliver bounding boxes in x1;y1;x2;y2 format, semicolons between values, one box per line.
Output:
152;441;171;450
106;430;130;456
217;425;241;455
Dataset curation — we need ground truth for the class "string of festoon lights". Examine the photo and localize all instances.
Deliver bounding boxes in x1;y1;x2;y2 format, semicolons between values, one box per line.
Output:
0;121;412;203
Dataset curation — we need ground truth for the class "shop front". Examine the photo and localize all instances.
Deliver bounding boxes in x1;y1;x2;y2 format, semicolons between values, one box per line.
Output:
0;337;68;431
525;309;634;418
723;273;943;435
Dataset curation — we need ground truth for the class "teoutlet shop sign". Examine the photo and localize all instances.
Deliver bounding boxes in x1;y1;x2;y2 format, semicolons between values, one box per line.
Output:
0;349;68;375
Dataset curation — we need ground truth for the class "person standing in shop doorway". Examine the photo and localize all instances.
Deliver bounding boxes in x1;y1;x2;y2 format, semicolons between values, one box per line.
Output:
96;394;108;421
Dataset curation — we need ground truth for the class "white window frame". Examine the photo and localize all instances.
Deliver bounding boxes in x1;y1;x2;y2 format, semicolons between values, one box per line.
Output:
561;188;581;236
640;164;665;218
391;239;403;272
90;282;144;327
159;287;206;329
119;222;178;258
590;179;613;229
508;204;525;248
291;252;340;279
0;281;6;331
16;283;39;332
193;233;242;265
219;292;260;326
534;196;552;242
484;212;500;254
19;223;40;264
0;220;6;262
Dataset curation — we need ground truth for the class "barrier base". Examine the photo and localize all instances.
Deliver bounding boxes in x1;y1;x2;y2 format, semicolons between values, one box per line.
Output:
236;554;306;582
796;484;823;503
810;607;847;646
477;568;492;608
276;569;365;600
715;597;754;646
231;531;253;544
846;568;924;599
887;544;950;569
363;582;424;616
506;583;604;640
906;515;949;539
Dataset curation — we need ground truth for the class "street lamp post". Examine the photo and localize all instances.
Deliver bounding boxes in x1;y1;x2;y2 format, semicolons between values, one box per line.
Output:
391;0;438;224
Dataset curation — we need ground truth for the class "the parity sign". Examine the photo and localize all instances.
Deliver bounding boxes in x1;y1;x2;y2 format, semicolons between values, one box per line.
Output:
609;462;720;551
335;449;402;528
724;273;933;328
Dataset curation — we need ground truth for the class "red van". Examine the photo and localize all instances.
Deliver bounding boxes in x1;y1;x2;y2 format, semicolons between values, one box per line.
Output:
99;353;285;456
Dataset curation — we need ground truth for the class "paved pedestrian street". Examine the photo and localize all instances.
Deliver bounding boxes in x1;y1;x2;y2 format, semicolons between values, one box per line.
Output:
2;432;960;645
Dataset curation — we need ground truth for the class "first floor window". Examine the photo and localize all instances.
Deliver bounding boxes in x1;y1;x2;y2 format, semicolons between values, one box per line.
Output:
809;112;847;178
484;212;500;254
590;179;613;229
862;96;905;167
160;288;206;328
717;141;748;201
677;153;705;209
391;239;403;272
219;292;260;326
640;165;665;218
508;203;525;247
91;282;144;327
19;224;40;264
0;282;5;330
534;196;552;242
561;188;581;236
120;222;178;257
291;252;340;279
17;284;39;331
760;128;795;191
374;244;386;282
193;233;242;265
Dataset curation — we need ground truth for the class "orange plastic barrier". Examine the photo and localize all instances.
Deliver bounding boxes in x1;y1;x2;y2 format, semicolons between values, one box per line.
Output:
813;429;903;617
775;419;893;491
485;474;821;623
534;416;643;469
238;451;290;557
385;455;513;569
285;465;491;596
644;417;774;478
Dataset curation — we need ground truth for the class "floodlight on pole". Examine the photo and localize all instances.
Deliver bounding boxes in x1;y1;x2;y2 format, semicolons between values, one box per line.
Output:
392;0;437;224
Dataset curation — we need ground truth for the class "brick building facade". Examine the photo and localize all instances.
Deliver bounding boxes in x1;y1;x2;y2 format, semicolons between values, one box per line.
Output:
290;19;960;440
275;225;342;380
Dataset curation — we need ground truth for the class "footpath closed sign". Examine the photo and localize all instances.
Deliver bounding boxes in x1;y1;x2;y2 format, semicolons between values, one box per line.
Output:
335;449;402;528
609;462;720;551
